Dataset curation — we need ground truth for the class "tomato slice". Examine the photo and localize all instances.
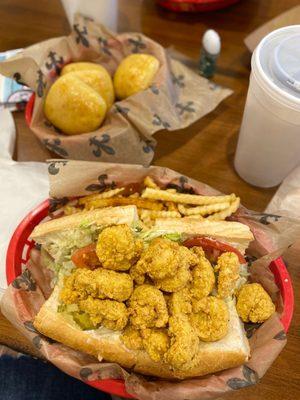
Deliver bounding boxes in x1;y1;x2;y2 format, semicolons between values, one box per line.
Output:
183;237;246;264
71;243;101;269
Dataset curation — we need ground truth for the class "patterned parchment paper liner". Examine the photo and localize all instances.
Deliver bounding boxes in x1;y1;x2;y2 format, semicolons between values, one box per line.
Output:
0;14;231;166
2;160;300;400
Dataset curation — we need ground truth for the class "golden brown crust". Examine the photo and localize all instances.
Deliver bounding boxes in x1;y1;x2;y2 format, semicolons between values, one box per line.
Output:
30;205;138;240
34;290;250;379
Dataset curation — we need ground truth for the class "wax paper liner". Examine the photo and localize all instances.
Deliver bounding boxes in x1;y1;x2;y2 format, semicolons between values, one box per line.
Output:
0;14;231;166
2;160;300;400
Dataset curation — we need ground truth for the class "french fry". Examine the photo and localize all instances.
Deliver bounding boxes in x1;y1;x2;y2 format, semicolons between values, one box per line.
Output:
140;209;181;220
178;202;230;216
144;176;159;189
181;215;204;220
138;210;154;228
207;197;240;221
166;189;177;193
78;188;125;205
84;196;164;211
142;188;236;206
166;201;178;212
129;193;140;198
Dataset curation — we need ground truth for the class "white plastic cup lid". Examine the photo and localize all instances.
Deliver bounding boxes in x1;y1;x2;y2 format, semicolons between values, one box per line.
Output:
255;25;300;103
273;33;300;93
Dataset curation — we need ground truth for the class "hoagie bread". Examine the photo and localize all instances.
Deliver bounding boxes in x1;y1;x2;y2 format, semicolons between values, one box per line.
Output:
32;205;255;379
34;284;250;379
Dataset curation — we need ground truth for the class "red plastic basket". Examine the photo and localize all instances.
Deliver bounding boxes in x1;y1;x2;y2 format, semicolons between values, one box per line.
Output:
6;200;294;397
25;93;35;127
6;199;134;399
156;0;240;12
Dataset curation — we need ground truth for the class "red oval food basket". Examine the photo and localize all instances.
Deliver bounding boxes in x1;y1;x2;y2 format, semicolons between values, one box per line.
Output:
156;0;240;12
6;200;294;398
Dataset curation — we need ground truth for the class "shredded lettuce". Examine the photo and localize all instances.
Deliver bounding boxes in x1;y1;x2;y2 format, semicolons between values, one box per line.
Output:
40;224;103;266
78;220;92;229
235;264;250;291
163;232;182;242
138;229;182;243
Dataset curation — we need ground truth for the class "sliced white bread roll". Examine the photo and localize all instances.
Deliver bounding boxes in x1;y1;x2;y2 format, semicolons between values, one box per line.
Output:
30;205;139;241
34;284;250;379
154;218;254;254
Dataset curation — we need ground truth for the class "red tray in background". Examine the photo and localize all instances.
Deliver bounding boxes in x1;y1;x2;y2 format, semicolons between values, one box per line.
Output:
6;199;294;398
156;0;240;12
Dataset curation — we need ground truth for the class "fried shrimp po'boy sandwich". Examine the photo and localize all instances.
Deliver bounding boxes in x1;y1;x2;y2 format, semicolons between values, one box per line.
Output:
32;205;276;379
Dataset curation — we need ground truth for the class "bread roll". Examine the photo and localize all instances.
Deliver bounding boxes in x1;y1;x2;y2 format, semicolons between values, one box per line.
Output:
154;218;254;254
61;62;114;109
34;285;250;379
61;62;109;76
30;205;138;241
44;74;107;135
114;54;159;99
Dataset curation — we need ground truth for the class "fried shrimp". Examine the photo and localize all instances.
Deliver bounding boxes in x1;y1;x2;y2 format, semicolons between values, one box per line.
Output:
60;270;88;305
130;238;180;283
60;267;133;303
154;264;191;292
215;252;240;298
96;225;143;271
190;297;229;342
164;315;199;370
141;328;170;362
190;247;215;299
128;285;169;329
121;326;144;350
236;283;275;323
130;238;197;292
79;296;128;330
168;288;192;316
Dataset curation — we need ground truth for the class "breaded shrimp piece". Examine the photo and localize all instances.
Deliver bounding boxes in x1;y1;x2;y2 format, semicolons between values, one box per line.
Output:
96;225;143;271
190;246;215;299
128;285;169;329
191;246;205;258
130;238;197;285
60;267;133;303
60;270;90;305
130;238;176;284
121;325;144;350
141;328;170;362
215;252;240;299
164;315;199;371
236;283;275;323
79;296;128;330
154;264;191;293
190;297;229;342
131;238;197;293
168;288;192;316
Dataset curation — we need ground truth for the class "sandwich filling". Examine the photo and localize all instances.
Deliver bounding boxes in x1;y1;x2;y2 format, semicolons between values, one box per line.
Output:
40;222;275;372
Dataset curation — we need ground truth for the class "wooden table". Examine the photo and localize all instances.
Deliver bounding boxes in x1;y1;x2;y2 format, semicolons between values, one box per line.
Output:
0;0;299;398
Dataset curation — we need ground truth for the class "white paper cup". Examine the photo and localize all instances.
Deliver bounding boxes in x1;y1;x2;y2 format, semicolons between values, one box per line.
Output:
234;26;300;188
61;0;118;31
